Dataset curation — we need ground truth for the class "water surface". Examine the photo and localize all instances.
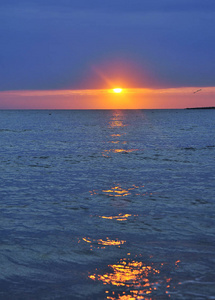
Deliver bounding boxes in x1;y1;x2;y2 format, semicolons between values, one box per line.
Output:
0;109;215;299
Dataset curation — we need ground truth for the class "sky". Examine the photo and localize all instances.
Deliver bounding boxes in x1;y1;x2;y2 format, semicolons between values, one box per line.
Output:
0;0;215;109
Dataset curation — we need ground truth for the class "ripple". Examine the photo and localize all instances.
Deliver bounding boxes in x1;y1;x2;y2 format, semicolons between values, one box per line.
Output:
89;255;180;299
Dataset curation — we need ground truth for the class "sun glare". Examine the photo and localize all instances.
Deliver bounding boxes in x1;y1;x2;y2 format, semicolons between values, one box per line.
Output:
113;88;123;93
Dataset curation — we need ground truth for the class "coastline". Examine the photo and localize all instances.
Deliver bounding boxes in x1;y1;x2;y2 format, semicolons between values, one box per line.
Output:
186;106;215;109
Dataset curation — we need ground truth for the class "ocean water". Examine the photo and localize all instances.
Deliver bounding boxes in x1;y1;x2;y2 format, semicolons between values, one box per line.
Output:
0;109;214;300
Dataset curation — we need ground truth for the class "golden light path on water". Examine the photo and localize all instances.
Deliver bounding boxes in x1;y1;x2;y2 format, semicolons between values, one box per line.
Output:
90;110;152;205
86;110;181;299
101;111;141;156
89;256;181;299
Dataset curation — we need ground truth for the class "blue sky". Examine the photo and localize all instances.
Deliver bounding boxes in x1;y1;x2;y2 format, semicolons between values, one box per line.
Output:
1;0;215;91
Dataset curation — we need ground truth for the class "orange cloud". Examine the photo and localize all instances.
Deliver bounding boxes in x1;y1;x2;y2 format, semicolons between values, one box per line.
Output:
0;87;214;109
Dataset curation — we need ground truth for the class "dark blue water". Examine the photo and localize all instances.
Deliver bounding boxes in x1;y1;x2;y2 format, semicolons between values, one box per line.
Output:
0;109;215;299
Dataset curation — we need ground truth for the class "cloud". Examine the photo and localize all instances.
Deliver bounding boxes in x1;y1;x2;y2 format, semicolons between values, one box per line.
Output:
0;89;108;97
1;86;215;97
0;87;214;109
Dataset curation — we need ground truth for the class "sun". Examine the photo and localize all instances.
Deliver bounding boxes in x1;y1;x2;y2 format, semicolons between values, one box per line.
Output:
113;88;123;93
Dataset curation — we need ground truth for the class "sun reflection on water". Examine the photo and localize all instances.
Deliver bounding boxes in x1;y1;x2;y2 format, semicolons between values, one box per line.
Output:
102;186;131;197
89;256;180;299
110;134;123;137
99;213;137;221
81;237;126;249
103;111;141;156
90;184;145;197
89;184;149;208
103;148;139;156
109;120;126;128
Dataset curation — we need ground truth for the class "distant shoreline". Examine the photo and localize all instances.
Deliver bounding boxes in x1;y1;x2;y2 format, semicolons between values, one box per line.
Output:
186;107;215;110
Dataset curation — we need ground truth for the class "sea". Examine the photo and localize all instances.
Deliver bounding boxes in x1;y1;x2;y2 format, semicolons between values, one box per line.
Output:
0;109;214;300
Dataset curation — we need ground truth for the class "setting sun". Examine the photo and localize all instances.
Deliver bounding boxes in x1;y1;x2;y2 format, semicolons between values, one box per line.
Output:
113;88;123;93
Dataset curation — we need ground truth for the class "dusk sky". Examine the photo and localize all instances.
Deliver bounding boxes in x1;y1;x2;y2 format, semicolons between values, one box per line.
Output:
0;0;215;109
